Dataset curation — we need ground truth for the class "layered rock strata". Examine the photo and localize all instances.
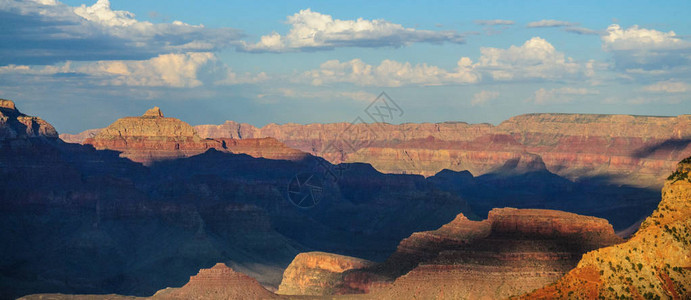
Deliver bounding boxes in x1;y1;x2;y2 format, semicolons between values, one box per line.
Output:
520;158;691;299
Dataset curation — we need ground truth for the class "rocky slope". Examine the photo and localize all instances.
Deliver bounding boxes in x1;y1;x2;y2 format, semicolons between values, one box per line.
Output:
152;263;278;299
519;158;691;299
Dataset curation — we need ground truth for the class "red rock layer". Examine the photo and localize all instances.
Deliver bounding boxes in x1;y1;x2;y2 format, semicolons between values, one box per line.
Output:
519;158;691;299
191;114;691;187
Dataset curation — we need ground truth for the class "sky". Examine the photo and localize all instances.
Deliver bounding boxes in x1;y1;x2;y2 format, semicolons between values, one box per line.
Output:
1;0;690;133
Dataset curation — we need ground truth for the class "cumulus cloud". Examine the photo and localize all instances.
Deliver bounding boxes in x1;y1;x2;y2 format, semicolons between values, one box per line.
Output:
529;87;599;104
642;81;689;93
239;9;464;52
299;57;479;87
475;37;585;81
471;90;499;106
0;53;256;88
601;24;691;71
527;19;577;28
474;19;515;26
0;0;242;65
299;37;591;87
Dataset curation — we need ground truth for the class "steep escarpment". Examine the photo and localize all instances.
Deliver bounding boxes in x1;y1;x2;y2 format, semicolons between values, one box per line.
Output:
520;158;691;299
0;99;58;140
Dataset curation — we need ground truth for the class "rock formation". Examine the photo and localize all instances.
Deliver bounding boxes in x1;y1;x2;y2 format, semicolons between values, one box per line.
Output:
82;107;308;165
185;114;691;187
152;263;278;299
66;113;691;186
277;252;375;296
361;208;623;299
520;157;691;299
271;208;622;299
0;99;58;140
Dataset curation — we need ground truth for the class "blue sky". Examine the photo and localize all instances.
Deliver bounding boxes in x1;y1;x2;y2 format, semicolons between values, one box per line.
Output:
1;0;689;133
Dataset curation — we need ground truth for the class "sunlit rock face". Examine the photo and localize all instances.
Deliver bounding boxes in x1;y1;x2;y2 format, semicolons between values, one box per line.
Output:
520;157;691;299
272;208;621;299
0;99;58;140
83;107;213;165
277;251;375;296
151;263;279;300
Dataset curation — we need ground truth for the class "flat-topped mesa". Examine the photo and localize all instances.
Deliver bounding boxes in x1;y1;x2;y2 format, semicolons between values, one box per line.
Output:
84;107;212;165
153;263;278;299
0;99;58;140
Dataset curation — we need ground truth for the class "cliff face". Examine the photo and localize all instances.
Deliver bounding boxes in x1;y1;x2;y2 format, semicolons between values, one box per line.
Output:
277;252;374;296
0;99;58;140
520;158;691;299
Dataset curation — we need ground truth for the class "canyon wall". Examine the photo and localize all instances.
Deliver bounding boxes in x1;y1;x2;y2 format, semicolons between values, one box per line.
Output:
191;113;691;187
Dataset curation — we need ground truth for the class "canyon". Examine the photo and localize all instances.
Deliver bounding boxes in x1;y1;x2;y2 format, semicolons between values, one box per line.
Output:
3;99;689;299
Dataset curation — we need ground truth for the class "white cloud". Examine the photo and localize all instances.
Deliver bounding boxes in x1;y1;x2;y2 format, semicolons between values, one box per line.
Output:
0;53;230;88
471;90;499;106
601;24;691;70
530;87;599;104
300;57;479;87
527;19;577;28
475;37;585;81
474;19;515;26
0;0;242;65
239;9;464;52
602;24;688;51
642;81;689;93
299;37;590;87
